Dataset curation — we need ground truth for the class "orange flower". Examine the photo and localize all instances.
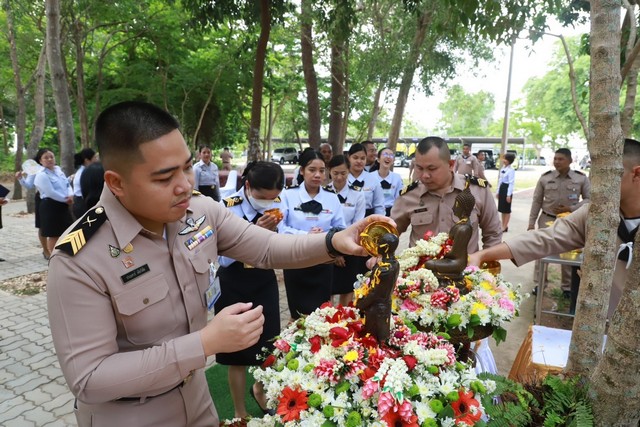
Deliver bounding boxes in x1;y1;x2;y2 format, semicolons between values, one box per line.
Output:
451;389;482;425
381;408;419;427
276;386;309;422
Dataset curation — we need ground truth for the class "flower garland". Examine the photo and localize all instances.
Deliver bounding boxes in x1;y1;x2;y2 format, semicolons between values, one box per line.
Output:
249;303;495;426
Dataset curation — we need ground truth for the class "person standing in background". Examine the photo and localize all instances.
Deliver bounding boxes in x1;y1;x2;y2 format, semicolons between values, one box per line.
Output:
33;148;73;256
216;161;285;418
220;147;233;171
347;143;385;216
193;145;221;202
72;148;98;219
361;140;380;172
475;151;488;180
80;162;105;210
374;147;403;216
0;194;9;262
529;148;590;296
454;142;482;177
319;142;333;184
496;152;516;232
280;150;346;319
327;155;366;306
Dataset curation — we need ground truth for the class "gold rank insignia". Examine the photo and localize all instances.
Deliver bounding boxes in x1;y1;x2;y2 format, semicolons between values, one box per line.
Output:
399;180;419;196
223;196;243;207
322;185;336;194
465;175;487;188
274;196;281;202
192;189;202;196
55;206;107;256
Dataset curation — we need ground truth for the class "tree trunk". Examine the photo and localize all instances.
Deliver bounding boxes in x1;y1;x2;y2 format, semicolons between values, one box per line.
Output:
300;0;321;150
46;0;76;175
367;81;384;140
4;0;27;200
73;18;90;148
328;39;347;153
566;0;623;377
247;0;270;162
621;59;639;137
0;105;7;156
387;8;432;153
193;70;222;149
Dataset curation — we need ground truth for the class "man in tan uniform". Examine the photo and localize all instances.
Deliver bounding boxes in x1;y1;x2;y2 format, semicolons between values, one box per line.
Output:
469;138;640;319
454;142;482;177
529;148;590;294
219;147;233;171
391;136;502;253
47;101;392;427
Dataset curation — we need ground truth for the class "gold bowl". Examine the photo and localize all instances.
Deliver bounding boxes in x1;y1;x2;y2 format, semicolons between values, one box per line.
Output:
559;249;582;261
359;221;399;257
480;260;501;276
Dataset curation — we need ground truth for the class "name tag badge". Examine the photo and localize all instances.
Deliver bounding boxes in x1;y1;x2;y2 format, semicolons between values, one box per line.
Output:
206;263;221;311
568;194;578;200
466;160;472;165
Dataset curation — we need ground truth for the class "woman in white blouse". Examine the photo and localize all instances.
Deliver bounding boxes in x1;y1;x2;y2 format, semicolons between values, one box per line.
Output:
375;147;404;216
347;143;385;216
496;152;516;232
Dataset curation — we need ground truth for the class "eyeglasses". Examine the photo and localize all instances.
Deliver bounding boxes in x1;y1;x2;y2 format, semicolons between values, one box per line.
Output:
381;152;395;158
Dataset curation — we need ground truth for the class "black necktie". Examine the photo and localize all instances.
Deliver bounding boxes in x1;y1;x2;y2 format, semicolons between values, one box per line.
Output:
380;180;391;190
299;200;323;215
338;194;347;204
617;219;638;263
352;179;364;189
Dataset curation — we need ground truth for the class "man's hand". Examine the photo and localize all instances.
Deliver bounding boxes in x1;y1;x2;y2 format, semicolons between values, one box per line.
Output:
332;215;397;257
333;255;346;267
527;225;535;231
554;205;571;214
467;253;482;267
200;303;264;357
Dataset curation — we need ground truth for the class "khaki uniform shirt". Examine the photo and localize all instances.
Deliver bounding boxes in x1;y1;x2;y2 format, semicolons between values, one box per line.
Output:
508;204;626;318
529;169;590;228
47;187;332;427
454;154;482;177
391;173;503;252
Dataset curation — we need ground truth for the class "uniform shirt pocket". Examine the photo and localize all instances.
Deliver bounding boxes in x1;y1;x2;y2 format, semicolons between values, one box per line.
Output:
189;252;212;307
113;275;178;345
410;211;434;226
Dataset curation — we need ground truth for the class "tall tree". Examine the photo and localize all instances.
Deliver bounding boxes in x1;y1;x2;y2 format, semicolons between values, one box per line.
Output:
437;85;496;136
300;0;321;149
46;0;75;174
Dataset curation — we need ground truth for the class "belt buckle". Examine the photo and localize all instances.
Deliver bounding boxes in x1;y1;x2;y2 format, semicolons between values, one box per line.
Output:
182;370;195;386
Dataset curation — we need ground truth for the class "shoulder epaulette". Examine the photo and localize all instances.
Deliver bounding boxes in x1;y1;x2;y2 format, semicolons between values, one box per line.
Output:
322;185;336;194
223;196;243;207
192;189;202;196
55;206;107;256
465;175;488;188
285;183;300;190
399;180;419;196
574;170;585;175
542;170;553;176
274;196;281;202
348;184;363;191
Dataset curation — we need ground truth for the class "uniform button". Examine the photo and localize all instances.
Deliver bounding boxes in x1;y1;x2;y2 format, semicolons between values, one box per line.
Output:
143;297;149;305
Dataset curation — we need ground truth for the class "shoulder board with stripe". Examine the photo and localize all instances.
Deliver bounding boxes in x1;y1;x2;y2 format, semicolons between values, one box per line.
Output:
322;185;336;194
192;189;202;196
574;170;585;175
465;175;488;188
274;196;281;202
55;206;107;256
223;196;243;207
399;180;419;196
542;170;552;176
285;183;300;190
348;184;362;191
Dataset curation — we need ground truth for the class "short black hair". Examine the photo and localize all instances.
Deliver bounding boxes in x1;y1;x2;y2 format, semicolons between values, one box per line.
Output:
95;101;180;171
299;148;323;169
328;154;350;169
348;143;366;157
34;148;53;165
74;148;96;169
504;153;516;164
624;138;640;169
555;148;572;159
416;136;450;161
80;162;105;209
241;161;284;190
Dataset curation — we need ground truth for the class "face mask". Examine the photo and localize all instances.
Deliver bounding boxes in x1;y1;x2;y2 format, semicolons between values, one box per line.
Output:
248;194;275;212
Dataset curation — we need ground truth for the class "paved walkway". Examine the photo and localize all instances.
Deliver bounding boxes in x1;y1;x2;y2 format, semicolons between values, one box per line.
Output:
0;186;539;426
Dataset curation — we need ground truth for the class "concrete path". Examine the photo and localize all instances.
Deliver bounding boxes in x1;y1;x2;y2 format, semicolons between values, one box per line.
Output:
0;180;539;425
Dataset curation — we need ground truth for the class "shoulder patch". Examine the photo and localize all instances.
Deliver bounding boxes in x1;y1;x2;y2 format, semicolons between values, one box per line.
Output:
574;170;585;175
322;185;336;194
55;206;107;256
400;180;419;196
465;175;488;188
348;183;363;191
285;183;300;190
542;170;552;176
223;196;243;207
192;190;202;196
274;196;281;202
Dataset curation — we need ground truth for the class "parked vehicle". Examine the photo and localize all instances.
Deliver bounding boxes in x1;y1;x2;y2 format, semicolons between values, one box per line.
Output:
476;149;496;169
401;152;415;168
394;151;406;167
579;154;591;170
271;147;299;164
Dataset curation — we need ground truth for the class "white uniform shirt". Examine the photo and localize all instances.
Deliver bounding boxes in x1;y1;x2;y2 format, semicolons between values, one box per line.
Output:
193;160;220;188
34;166;73;203
73;165;85;197
280;184;346;234
375;171;403;210
328;183;366;226
497;165;516;197
218;188;283;267
348;171;384;215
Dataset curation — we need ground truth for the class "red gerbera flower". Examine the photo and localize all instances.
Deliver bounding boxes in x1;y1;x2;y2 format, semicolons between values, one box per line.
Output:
309;335;322;353
276;386;309;422
381;407;419;427
451;389;482;425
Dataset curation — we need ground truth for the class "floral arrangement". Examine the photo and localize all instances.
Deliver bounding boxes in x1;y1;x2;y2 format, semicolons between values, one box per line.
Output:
389;233;525;345
248;303;496;426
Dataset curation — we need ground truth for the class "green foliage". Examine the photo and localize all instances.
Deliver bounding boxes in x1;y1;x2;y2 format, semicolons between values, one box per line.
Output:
479;373;594;427
437;84;497;136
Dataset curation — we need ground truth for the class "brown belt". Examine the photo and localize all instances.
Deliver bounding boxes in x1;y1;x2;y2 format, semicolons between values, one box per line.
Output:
543;211;557;219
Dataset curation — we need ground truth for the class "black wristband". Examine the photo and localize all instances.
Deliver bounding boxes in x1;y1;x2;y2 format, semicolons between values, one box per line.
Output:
325;227;345;258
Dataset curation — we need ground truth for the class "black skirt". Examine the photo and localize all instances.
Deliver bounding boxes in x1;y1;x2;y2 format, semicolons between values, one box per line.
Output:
332;255;368;295
214;262;280;366
198;185;220;202
497;183;512;214
284;264;333;319
35;192;41;228
39;198;73;237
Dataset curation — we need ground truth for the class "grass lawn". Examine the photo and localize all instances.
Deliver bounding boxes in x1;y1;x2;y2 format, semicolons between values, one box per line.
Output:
205;364;266;421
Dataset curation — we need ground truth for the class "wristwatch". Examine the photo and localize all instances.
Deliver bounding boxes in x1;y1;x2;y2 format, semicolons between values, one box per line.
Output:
325;227;345;258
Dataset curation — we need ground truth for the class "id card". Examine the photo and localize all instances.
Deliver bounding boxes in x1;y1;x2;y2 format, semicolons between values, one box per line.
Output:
205;263;221;311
